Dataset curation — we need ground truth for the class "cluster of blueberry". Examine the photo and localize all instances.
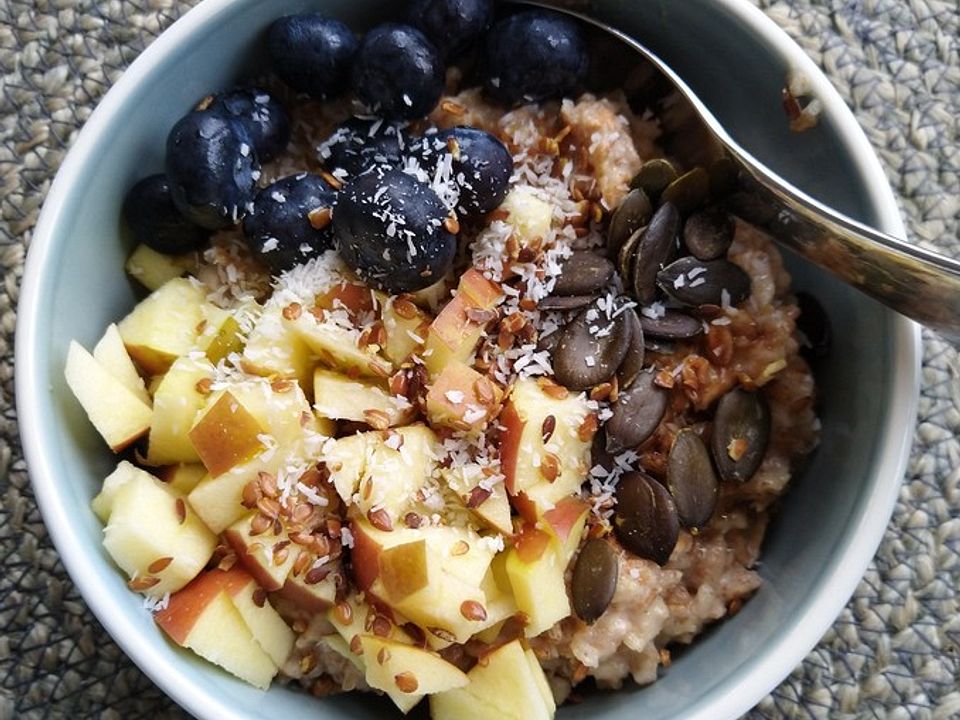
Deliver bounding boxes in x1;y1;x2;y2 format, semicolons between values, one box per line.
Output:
123;1;589;293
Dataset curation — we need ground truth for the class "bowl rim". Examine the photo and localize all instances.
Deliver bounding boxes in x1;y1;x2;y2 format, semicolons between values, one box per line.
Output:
14;0;921;719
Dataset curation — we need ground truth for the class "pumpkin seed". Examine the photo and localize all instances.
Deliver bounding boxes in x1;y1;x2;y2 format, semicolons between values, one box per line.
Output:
708;157;739;197
661;167;710;215
538;294;599;312
666;428;718;530
605;369;669;453
571;539;619;624
553;251;615;296
613;471;679;566
607;188;653;260
631;202;681;303
683;207;734;261
617;225;644;288
710;387;771;483
630;158;678;199
795;291;831;360
552;298;632;391
639;308;703;340
616;307;645;389
644;336;677;355
536;328;562;354
657;256;751;307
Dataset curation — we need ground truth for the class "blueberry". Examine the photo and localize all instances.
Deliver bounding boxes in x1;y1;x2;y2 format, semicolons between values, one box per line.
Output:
352;24;445;121
242;173;337;274
333;167;456;293
410;126;512;215
485;10;588;105
319;117;410;180
267;14;358;99
406;0;493;57
166;110;260;230
122;174;209;254
209;88;290;161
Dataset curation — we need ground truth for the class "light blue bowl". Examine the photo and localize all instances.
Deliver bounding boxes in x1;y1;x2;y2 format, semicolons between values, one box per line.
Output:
16;1;920;718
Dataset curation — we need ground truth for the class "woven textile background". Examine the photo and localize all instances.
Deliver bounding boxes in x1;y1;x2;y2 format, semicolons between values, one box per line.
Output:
1;1;958;718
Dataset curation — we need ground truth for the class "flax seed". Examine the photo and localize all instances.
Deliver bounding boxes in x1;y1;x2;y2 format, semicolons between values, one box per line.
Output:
394;672;419;693
250;513;273;536
466;486;492;509
320;170;343;189
540;452;560;482
363;409;391;430
147;557;173;574
175;498;186;525
282;302;302;321
194;377;213;395
368;508;393;532
460;600;488;622
128;575;160;591
307;206;333;230
444;214;461;235
440;98;466;116
578;412;599;442
333;601;353;626
541;414;557;444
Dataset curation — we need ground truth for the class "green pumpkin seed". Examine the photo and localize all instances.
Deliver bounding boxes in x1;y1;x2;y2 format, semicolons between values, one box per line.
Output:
630;158;678;199
639;308;704;340
553;251;615;296
666;428;718;530
605;369;668;453
683;207;734;261
613;471;679;566
607;188;653;261
616;307;645;390
539;294;599;312
552;298;632;391
656;256;751;307
661;167;710;215
710;387;771;483
617;225;644;288
631;202;681;303
571;539;619;624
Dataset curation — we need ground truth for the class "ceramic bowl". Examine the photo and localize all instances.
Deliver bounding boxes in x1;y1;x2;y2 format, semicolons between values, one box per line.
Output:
16;1;920;718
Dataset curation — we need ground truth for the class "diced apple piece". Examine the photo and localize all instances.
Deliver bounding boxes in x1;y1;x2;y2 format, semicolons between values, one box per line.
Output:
64;340;152;452
457;268;503;310
223;513;298;592
93;323;150;405
285;311;393;379
277;570;338;614
117;277;208;375
188;391;265;478
500;186;554;244
188;379;317;532
429;640;553;720
323;425;439;523
125;243;198;292
315;282;381;318
197;301;259;365
422;270;502;378
500;378;593;519
426;362;502;431
441;466;513;536
313;369;414;426
359;635;468;697
146;354;215;465
92;460;141;522
351;519;502;643
242;301;313;390
542;497;590;567
100;463;216;596
504;528;570;637
155;463;208;495
381;295;431;365
525;646;557;715
154;567;289;688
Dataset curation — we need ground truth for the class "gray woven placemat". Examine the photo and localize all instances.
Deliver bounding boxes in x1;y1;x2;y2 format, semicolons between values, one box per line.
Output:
1;1;957;718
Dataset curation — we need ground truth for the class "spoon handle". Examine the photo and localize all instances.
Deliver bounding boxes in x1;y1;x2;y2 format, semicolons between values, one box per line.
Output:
727;153;960;343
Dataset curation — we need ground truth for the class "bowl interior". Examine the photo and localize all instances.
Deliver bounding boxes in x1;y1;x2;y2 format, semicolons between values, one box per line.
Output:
18;1;918;719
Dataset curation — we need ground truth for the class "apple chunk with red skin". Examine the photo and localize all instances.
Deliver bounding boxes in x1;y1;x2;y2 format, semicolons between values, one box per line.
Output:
154;567;294;688
422;269;502;378
350;519;504;643
500;378;594;521
425;361;503;431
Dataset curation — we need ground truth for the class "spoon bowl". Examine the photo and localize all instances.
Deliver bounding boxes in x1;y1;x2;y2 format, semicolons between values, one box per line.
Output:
519;0;960;341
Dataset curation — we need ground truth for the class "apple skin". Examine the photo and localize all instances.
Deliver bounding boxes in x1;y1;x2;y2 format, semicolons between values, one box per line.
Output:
154;567;253;645
425;362;503;430
276;572;338;614
542;497;590;563
188;391;265;478
223;514;297;592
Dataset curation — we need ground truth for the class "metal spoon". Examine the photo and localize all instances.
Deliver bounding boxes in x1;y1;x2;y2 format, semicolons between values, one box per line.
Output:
514;0;960;342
